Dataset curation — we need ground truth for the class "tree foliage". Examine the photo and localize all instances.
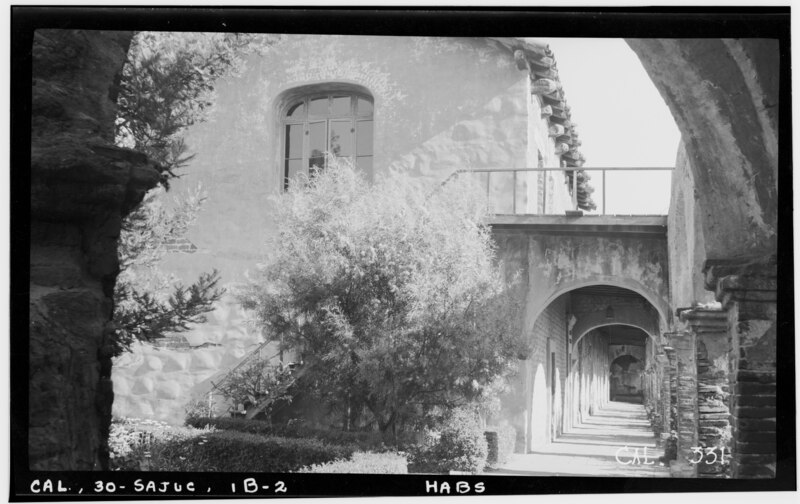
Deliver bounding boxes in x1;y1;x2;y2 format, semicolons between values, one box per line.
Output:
112;186;224;356
239;161;527;434
116;31;277;185
111;31;278;354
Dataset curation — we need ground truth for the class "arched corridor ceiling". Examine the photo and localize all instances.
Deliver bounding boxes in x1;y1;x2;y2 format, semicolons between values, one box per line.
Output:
596;325;649;347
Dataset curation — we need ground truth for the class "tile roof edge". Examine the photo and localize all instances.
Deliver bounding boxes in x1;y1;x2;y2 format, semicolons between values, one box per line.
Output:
487;37;595;210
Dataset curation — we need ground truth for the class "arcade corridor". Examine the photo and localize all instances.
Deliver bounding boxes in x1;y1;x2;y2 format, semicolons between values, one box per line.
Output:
492;401;669;477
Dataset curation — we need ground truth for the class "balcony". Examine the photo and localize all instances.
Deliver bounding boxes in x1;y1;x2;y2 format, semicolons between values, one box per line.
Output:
447;167;674;216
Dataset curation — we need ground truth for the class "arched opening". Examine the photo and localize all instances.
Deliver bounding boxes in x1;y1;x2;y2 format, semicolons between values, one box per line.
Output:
610;354;643;403
506;284;663;454
528;279;670;339
607;325;649;404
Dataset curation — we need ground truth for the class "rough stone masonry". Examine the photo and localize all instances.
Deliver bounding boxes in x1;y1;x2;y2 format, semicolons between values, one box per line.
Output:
29;30;160;469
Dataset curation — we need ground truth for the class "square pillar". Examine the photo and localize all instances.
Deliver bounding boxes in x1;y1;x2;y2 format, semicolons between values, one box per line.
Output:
654;353;671;437
703;255;776;478
679;307;732;478
705;256;777;479
665;331;698;477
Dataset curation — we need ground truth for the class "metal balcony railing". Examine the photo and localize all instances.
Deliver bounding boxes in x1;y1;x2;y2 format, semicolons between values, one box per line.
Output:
447;167;674;215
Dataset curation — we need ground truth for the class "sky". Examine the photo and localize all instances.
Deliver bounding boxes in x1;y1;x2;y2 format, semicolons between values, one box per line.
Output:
538;38;681;215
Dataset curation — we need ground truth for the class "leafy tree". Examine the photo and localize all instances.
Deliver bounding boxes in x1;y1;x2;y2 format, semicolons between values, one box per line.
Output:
111;32;276;354
239;161;527;437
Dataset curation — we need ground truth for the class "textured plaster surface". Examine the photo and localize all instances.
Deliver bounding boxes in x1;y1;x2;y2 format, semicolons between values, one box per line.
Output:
667;142;715;314
494;228;670;333
112;295;268;424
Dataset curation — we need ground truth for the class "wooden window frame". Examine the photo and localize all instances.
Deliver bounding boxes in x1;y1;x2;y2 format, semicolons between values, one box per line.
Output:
280;88;373;191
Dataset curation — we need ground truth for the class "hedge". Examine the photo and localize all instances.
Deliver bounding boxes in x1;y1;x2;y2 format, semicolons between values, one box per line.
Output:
186;416;388;450
174;431;355;472
299;451;408;474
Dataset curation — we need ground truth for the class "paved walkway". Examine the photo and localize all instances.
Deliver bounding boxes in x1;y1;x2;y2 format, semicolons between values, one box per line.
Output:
489;401;670;477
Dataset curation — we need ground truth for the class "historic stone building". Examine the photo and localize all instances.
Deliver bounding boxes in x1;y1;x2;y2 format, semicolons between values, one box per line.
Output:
111;35;586;424
25;25;783;482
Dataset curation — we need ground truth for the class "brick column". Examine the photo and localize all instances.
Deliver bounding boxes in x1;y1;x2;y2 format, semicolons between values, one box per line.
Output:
679;308;732;478
704;256;777;479
664;346;677;432
664;331;698;477
654;353;671;437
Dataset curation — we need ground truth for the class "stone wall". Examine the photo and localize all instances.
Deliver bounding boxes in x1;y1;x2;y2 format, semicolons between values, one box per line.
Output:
29;30;160;469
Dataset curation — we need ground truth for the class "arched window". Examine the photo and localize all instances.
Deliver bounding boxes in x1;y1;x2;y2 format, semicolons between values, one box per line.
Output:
281;90;373;190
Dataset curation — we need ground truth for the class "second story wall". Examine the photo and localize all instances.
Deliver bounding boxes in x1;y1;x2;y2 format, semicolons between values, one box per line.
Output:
667;141;715;315
160;35;568;286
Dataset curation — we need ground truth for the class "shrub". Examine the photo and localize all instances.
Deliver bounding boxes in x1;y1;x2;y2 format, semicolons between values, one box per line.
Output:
111;417;353;471
484;424;516;468
185;416;387;451
239;160;526;434
109;418;214;471
408;408;488;474
299;451;408;474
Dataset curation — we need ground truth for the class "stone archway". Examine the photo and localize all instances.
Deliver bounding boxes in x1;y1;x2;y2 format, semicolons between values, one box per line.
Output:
528;278;669;340
572;320;659;355
627;39;780;479
626;39;778;262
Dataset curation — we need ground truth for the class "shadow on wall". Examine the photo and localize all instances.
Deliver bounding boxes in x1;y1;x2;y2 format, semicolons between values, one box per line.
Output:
530;363;548;451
